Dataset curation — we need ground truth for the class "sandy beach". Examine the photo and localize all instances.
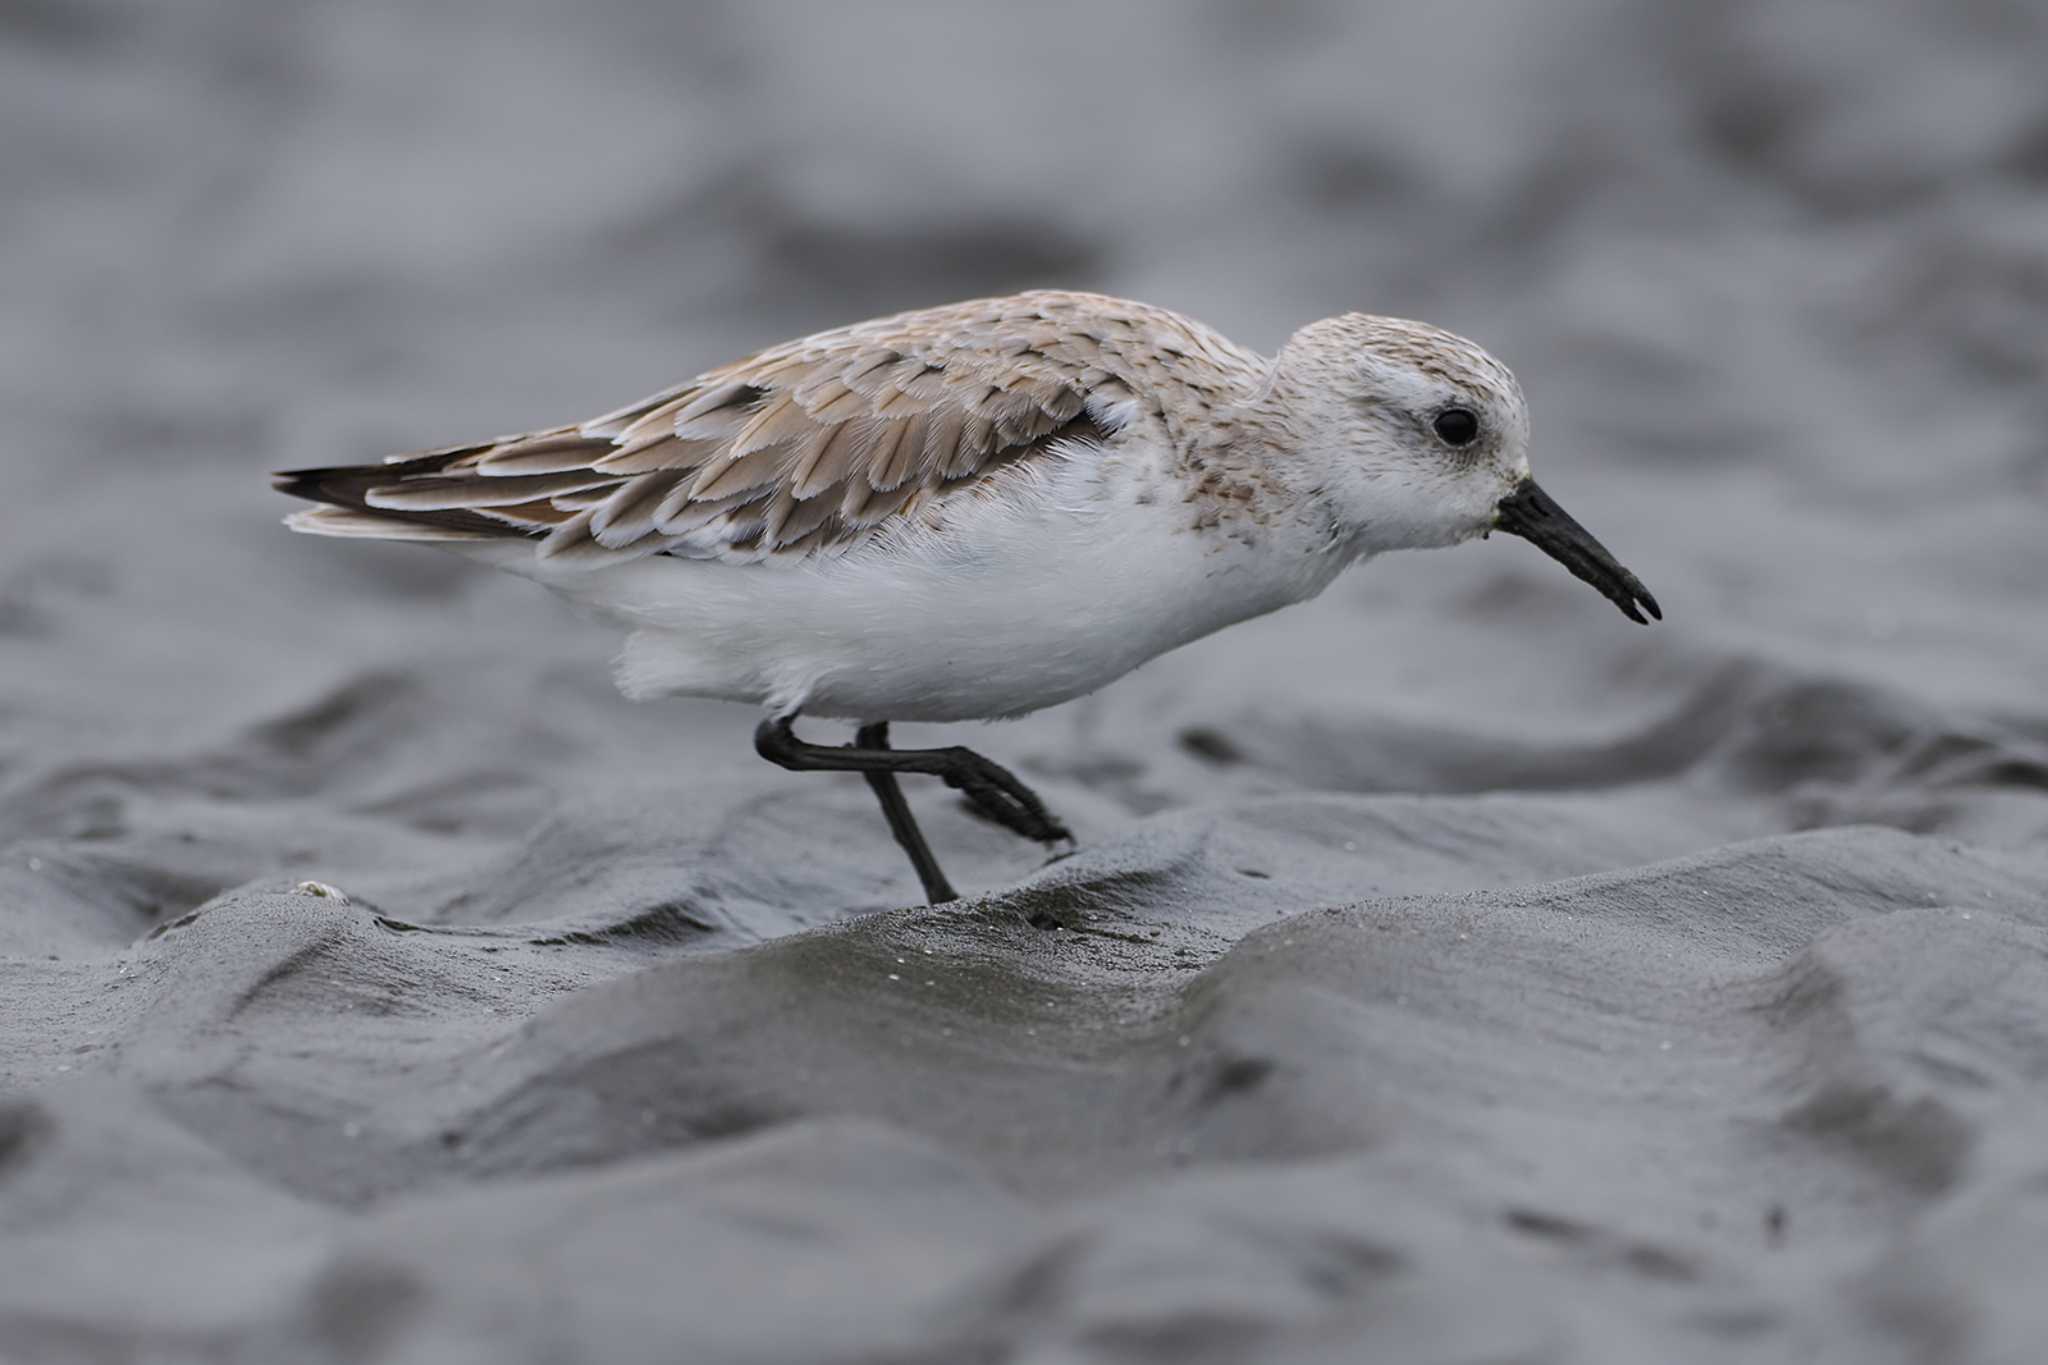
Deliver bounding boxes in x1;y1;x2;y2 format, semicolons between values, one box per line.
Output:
4;2;2048;1360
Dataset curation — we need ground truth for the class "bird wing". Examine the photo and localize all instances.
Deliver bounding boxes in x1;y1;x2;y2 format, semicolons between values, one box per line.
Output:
273;291;1252;565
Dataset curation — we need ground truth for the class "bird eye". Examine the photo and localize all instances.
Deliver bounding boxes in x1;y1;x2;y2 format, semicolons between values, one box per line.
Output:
1433;407;1480;447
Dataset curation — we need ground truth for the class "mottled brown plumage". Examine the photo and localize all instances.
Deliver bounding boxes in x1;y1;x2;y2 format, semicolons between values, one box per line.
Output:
278;290;1272;564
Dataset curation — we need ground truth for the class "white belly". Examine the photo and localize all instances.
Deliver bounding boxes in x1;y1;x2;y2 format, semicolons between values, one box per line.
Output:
496;452;1344;722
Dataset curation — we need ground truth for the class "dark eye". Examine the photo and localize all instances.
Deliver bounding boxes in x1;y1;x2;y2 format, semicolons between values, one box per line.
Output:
1433;407;1481;447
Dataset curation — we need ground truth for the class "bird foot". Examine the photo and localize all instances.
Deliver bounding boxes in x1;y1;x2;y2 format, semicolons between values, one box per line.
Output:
940;748;1070;843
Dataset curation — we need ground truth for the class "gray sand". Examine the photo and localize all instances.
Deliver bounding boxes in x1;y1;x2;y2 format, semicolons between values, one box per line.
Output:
5;2;2048;1361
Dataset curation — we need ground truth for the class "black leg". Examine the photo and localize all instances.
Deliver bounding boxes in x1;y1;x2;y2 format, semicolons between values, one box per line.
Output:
754;715;1071;904
853;722;958;905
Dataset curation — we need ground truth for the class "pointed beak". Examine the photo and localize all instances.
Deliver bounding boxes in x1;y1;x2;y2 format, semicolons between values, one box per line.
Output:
1493;477;1661;624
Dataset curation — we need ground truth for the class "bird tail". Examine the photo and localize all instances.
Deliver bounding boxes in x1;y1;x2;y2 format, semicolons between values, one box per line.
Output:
271;421;635;545
272;444;520;542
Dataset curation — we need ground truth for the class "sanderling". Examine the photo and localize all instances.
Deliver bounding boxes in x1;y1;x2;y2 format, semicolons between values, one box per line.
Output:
276;290;1658;904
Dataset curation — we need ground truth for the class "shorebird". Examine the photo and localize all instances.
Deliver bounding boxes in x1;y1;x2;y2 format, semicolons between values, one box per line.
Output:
275;290;1659;904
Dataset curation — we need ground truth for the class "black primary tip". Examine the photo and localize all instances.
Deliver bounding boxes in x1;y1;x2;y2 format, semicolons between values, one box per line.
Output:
1493;478;1661;624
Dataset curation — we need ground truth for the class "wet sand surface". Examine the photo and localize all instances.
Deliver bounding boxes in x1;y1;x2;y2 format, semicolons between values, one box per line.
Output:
5;3;2048;1361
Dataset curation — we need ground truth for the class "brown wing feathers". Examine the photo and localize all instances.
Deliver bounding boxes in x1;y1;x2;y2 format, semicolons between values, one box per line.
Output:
273;318;1111;562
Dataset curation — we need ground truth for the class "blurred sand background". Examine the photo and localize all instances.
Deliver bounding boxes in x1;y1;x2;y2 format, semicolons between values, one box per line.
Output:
4;2;2048;1360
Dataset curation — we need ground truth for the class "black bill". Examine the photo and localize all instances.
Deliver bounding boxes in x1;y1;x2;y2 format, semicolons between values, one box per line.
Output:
1493;477;1662;624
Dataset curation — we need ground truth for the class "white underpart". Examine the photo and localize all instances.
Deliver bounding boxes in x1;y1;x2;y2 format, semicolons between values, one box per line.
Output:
474;434;1348;722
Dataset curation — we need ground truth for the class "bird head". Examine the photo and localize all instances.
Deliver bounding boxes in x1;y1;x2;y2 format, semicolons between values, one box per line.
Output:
1261;313;1660;623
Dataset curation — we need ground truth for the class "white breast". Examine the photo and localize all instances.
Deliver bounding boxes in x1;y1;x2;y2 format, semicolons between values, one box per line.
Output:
496;438;1347;722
